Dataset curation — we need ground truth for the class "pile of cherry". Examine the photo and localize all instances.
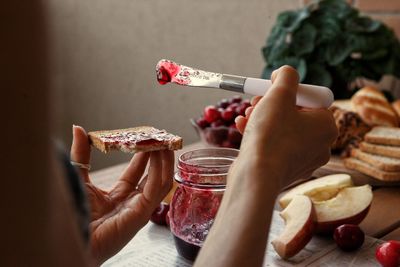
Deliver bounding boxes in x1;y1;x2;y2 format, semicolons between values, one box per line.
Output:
194;95;250;149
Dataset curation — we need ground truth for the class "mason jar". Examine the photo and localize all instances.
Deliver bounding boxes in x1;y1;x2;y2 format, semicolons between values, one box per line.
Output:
168;148;239;261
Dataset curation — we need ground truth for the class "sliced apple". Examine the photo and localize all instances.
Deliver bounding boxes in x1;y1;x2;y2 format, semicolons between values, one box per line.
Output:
272;195;316;259
314;184;373;233
279;174;353;208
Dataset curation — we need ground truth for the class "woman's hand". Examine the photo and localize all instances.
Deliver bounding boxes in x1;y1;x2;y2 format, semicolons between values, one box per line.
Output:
195;66;338;267
235;66;338;188
70;125;174;265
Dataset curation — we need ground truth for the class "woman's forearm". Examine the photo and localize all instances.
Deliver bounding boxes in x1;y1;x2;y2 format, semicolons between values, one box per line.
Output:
194;158;281;267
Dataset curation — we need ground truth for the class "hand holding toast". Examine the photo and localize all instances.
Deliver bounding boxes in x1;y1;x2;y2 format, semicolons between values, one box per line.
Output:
70;126;174;265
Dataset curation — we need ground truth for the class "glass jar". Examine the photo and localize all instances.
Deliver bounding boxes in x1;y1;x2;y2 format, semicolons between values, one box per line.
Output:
169;148;239;261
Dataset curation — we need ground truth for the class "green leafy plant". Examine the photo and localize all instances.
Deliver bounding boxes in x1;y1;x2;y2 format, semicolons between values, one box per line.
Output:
262;0;400;99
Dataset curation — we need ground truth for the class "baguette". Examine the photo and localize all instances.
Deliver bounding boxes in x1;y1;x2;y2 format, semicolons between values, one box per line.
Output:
359;142;400;159
88;126;183;153
350;148;400;172
344;157;400;181
364;126;400;146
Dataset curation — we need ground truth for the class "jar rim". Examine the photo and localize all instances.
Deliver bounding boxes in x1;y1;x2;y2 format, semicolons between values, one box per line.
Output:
176;148;239;186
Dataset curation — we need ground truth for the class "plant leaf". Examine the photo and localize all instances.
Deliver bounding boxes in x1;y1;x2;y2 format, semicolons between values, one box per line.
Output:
325;36;353;65
291;23;317;56
261;65;275;79
346;17;381;33
304;63;332;87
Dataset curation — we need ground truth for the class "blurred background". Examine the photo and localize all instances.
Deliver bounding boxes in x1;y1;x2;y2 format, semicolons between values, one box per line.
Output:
47;0;400;170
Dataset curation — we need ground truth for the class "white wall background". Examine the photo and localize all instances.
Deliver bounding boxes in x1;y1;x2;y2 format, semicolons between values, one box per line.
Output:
47;0;300;170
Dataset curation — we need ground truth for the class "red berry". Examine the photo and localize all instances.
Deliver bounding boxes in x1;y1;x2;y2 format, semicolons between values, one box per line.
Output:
221;107;235;122
211;119;225;128
205;128;227;145
150;202;170;226
231;95;242;103
204;105;221;123
376;240;400;267
242;99;251;106
217;99;230;109
235;104;247;116
196;118;209;129
227;127;242;144
221;140;233;148
333;224;365;252
228;103;240;111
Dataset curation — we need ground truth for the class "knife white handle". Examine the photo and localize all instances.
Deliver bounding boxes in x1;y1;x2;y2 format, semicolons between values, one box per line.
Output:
243;78;334;109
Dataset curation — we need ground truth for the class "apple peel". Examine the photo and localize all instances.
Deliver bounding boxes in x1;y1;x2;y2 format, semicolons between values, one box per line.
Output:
272;195;316;259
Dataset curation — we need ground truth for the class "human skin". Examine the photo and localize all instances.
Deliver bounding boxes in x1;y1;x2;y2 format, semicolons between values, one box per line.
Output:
194;66;338;267
71;126;174;265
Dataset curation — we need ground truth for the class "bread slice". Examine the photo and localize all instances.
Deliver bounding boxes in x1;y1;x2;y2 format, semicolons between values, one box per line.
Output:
360;142;400;159
344;157;400;181
350;148;400;172
350;86;398;127
88;126;183;153
364;126;400;146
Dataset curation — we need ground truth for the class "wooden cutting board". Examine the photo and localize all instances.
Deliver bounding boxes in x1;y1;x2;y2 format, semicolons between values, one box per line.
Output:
312;155;400;187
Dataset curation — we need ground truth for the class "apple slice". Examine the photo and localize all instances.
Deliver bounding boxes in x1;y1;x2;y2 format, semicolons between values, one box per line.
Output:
314;184;373;233
272;195;316;259
279;174;353;208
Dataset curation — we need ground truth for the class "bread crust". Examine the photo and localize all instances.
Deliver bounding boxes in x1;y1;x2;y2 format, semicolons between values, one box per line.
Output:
88;126;183;153
364;126;400;146
360;142;400;159
350;87;398;127
344;157;400;181
350;148;400;172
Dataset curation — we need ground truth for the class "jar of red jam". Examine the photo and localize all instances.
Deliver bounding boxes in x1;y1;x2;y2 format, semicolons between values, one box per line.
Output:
169;148;238;261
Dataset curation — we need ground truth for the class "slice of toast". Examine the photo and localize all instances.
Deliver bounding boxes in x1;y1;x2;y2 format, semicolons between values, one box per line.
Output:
88;126;183;153
364;126;400;146
359;142;400;159
344;157;400;181
350;148;400;172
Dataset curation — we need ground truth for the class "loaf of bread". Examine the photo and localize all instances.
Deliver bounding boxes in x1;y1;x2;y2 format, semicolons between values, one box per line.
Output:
350;148;400;172
350;86;398;127
330;106;370;152
392;99;400;119
359;142;400;159
364;126;400;146
88;126;183;153
344;157;400;181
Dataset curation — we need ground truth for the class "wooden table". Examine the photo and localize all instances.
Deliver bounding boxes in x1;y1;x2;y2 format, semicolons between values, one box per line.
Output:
91;142;400;242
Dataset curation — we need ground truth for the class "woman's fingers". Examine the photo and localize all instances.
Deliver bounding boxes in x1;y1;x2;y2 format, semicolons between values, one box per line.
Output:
110;152;150;199
70;125;91;182
160;150;174;196
119;152;150;186
142;151;163;203
235;116;247;134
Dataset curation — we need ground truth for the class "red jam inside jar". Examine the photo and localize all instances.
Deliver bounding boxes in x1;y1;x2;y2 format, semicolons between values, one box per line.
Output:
169;148;238;261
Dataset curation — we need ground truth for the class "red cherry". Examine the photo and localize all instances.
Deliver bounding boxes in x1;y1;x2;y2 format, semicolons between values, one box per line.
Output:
221;107;235;122
235;104;247;116
221;140;233;148
228;103;240;111
376;240;400;267
196;118;209;129
242;99;251;106
227;127;242;144
203;105;221;123
211;119;225;128
150;202;170;226
231;95;242;103
217;99;230;109
333;224;365;252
